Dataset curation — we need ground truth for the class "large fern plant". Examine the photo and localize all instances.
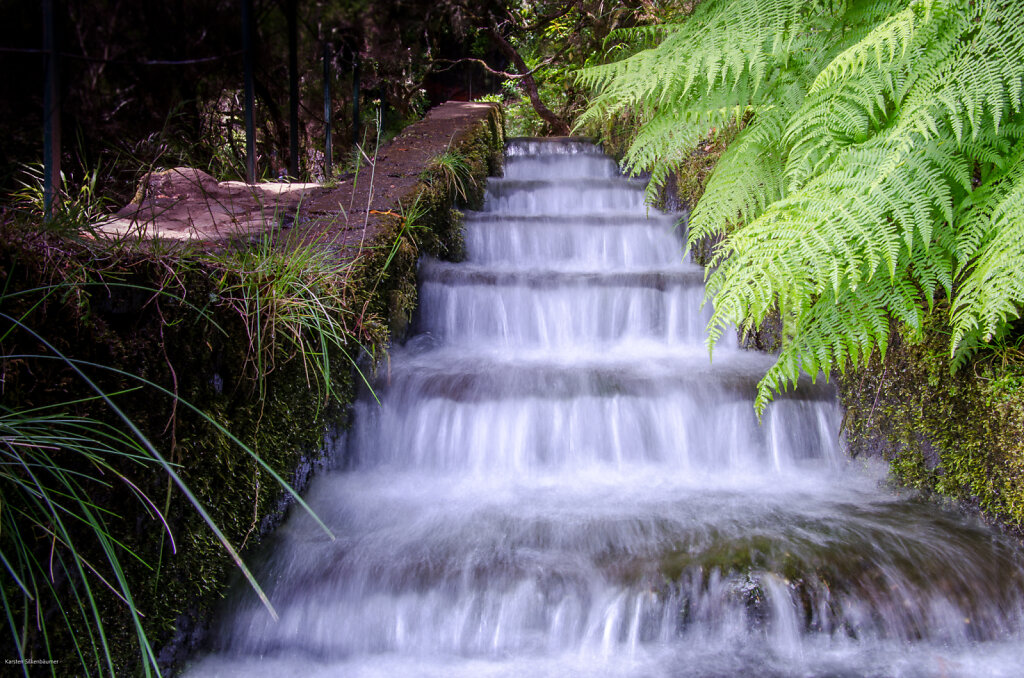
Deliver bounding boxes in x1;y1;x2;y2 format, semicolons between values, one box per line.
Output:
579;0;1024;411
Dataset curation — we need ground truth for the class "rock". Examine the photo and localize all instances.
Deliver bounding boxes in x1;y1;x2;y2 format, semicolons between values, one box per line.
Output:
128;167;228;206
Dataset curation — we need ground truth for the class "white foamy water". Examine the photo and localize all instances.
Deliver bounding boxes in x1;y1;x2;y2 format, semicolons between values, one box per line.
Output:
184;137;1024;678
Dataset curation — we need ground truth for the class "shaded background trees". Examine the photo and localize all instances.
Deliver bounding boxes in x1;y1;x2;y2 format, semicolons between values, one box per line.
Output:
0;0;665;219
0;0;500;209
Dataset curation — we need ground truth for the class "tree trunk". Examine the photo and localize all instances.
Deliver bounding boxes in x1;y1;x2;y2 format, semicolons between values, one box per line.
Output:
486;26;571;135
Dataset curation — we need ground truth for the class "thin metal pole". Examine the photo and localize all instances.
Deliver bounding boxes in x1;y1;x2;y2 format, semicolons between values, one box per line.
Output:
352;50;360;147
43;0;61;219
287;0;299;179
323;39;332;179
242;0;256;183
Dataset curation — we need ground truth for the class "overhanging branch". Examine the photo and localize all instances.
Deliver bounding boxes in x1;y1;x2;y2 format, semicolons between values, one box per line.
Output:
431;52;562;80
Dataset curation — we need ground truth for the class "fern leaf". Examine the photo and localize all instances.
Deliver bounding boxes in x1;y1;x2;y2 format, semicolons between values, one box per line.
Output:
581;0;1024;407
951;143;1024;349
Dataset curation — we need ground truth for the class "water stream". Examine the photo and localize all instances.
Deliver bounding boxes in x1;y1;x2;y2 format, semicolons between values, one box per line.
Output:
186;138;1024;677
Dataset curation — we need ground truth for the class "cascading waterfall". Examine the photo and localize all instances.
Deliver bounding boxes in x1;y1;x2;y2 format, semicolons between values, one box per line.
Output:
186;138;1024;677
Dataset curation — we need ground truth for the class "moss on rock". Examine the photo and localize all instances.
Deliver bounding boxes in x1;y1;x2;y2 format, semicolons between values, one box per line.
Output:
840;323;1024;532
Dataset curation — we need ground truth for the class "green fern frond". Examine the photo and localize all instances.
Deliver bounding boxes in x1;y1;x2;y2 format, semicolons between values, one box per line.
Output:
578;0;842;120
951;143;1024;350
753;276;924;413
688;105;790;244
582;0;1024;407
602;24;682;52
809;0;940;95
934;1;1024;139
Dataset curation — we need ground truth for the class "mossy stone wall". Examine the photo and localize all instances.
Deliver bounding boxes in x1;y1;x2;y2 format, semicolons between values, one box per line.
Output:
840;327;1024;532
353;105;505;342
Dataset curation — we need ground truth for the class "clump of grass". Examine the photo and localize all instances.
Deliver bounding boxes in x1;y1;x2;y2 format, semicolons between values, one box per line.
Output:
424;148;474;203
0;400;166;675
11;163;111;236
208;231;375;406
376;193;430;275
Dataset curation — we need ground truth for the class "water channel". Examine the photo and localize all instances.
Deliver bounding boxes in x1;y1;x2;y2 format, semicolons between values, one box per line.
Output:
186;138;1024;677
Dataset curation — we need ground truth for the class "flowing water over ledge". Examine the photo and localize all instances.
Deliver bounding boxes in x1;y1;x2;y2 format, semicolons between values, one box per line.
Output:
185;139;1024;677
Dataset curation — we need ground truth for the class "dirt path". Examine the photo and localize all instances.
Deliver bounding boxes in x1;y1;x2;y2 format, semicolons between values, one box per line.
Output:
96;102;500;251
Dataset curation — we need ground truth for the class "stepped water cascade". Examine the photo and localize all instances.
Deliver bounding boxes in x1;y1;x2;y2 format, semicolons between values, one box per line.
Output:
186;139;1024;677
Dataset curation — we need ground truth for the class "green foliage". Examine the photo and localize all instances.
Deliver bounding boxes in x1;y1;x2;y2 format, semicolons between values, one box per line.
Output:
579;0;1024;412
12;163;111;235
208;233;371;408
423;149;475;203
0;273;334;676
0;402;163;675
501;93;547;137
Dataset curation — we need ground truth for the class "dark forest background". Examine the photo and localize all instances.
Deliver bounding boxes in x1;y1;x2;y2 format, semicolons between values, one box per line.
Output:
0;0;658;216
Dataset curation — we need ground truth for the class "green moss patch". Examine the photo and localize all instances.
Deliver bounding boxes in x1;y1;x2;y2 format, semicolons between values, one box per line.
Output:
840;324;1024;532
